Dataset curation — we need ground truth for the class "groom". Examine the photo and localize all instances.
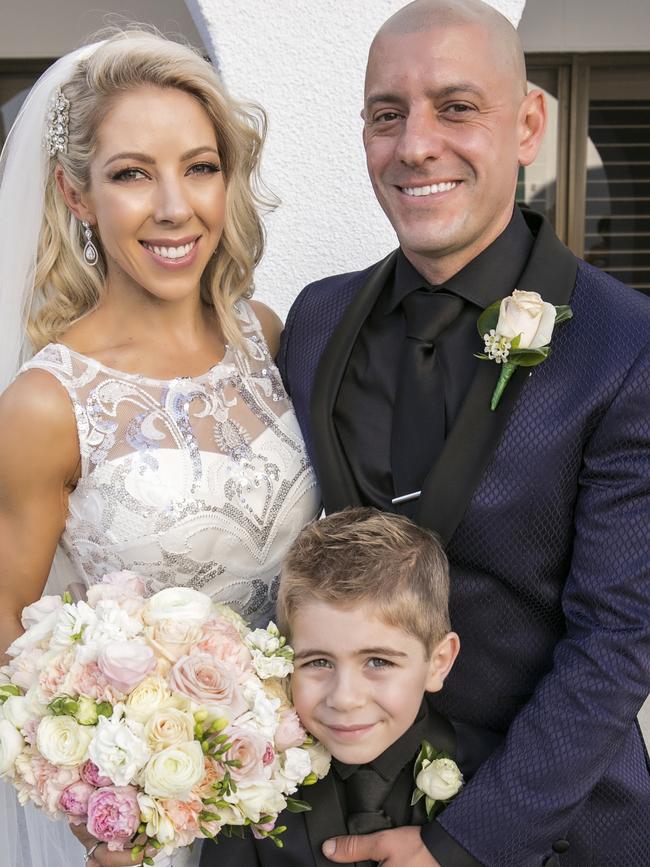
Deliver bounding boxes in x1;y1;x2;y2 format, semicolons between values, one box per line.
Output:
278;1;650;866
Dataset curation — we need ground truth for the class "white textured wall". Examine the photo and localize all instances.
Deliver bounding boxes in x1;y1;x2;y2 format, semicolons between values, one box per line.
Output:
186;0;526;317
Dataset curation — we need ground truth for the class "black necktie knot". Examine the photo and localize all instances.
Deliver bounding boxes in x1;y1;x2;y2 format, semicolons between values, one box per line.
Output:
402;289;465;342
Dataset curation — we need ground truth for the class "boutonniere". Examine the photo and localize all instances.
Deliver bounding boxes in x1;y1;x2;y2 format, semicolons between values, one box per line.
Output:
476;290;573;410
411;740;464;819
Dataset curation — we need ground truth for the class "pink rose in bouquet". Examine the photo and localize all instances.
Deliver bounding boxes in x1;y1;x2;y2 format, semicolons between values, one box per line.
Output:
275;708;307;751
87;785;141;851
221;725;268;782
170;654;247;717
59;780;95;823
97;640;156;694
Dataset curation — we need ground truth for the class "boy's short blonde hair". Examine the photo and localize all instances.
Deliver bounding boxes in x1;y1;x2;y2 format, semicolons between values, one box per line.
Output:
277;507;451;655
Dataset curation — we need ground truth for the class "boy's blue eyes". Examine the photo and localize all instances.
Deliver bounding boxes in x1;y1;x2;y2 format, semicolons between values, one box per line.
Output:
302;657;394;670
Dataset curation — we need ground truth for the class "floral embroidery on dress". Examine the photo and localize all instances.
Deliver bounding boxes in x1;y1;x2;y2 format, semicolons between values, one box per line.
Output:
18;301;320;621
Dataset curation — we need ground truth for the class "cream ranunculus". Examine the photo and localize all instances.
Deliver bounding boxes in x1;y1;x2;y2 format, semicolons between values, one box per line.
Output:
36;716;92;767
0;719;25;776
144;708;195;752
416;757;464;802
123;676;179;725
495;290;556;349
143;741;204;799
143;588;212;627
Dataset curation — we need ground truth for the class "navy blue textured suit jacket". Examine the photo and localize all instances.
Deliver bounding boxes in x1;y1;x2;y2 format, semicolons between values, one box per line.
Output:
276;211;650;867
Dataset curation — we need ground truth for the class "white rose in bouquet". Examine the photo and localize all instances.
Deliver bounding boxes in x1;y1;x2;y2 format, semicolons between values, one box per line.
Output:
20;596;63;629
0;718;25;776
143;587;212;626
143;741;204;799
495;289;556;349
36;716;92;767
304;740;331;779
123;676;180;725
144;708;195;752
3;688;46;731
416;757;464;802
235;779;287;823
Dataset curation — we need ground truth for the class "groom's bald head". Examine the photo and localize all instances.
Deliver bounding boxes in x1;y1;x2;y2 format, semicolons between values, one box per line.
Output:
371;0;527;98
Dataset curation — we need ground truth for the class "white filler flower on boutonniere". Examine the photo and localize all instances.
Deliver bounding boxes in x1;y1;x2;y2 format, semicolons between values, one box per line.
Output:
476;290;573;410
411;740;464;819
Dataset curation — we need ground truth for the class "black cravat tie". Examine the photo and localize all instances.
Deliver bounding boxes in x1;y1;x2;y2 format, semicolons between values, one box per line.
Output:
391;289;465;505
346;765;394;836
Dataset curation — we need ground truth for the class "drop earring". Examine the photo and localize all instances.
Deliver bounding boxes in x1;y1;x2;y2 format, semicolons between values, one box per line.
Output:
81;220;98;266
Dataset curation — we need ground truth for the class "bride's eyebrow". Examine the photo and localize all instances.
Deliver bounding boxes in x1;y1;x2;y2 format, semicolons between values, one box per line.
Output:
103;146;220;168
103;151;155;167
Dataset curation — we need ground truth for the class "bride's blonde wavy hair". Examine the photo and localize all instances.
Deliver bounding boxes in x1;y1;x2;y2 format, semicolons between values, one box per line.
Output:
30;28;273;352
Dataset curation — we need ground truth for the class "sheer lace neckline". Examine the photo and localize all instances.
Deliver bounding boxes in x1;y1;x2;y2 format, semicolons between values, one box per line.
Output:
51;342;232;386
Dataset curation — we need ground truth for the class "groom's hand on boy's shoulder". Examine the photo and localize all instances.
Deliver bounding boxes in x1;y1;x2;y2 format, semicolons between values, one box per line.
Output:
323;826;441;866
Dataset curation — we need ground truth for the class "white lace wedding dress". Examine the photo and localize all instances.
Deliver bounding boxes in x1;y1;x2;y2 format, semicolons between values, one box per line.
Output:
3;300;320;867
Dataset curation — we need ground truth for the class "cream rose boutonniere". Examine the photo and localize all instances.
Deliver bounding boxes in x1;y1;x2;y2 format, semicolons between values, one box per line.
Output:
411;740;464;819
476;290;573;410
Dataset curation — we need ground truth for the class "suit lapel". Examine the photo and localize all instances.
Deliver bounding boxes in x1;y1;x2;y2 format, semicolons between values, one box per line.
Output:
415;213;578;543
310;251;398;512
303;771;350;867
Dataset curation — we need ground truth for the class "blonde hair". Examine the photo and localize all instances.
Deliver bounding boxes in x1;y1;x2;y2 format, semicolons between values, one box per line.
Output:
30;28;272;351
277;507;451;654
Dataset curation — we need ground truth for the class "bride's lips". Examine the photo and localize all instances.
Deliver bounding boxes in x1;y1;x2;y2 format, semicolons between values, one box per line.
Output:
139;235;201;269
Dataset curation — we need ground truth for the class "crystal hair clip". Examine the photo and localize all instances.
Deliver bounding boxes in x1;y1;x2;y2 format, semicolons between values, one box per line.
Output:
44;88;70;155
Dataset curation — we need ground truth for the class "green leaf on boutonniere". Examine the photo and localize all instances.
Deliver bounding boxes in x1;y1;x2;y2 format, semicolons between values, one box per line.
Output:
286;796;312;813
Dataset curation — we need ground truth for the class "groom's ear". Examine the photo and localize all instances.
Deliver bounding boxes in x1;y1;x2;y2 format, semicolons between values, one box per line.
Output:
425;632;460;693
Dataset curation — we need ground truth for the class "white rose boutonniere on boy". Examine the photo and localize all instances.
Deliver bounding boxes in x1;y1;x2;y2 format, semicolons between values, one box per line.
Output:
411;740;464;819
476;290;573;410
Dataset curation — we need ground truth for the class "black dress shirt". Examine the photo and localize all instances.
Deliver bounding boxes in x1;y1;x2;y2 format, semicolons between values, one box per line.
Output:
334;207;534;510
332;702;431;831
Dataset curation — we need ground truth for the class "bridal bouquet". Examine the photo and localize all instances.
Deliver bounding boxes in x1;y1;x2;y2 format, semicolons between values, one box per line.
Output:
0;573;330;863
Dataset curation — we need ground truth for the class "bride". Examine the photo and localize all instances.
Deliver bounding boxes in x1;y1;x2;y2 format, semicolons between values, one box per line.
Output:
0;29;320;867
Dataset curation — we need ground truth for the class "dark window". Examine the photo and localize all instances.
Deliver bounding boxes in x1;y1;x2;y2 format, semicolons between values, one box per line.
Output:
520;54;650;295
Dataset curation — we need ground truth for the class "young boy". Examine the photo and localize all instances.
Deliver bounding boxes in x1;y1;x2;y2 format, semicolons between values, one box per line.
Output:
200;507;462;867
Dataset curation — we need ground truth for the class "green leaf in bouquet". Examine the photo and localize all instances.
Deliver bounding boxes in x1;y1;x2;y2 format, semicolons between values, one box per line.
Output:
286;796;312;813
0;683;23;703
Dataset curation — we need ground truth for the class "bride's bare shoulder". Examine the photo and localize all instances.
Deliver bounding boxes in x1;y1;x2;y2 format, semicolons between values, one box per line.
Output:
0;369;79;477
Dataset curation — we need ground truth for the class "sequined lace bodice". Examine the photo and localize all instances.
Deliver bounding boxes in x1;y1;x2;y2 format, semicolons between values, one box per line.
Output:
19;301;320;620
